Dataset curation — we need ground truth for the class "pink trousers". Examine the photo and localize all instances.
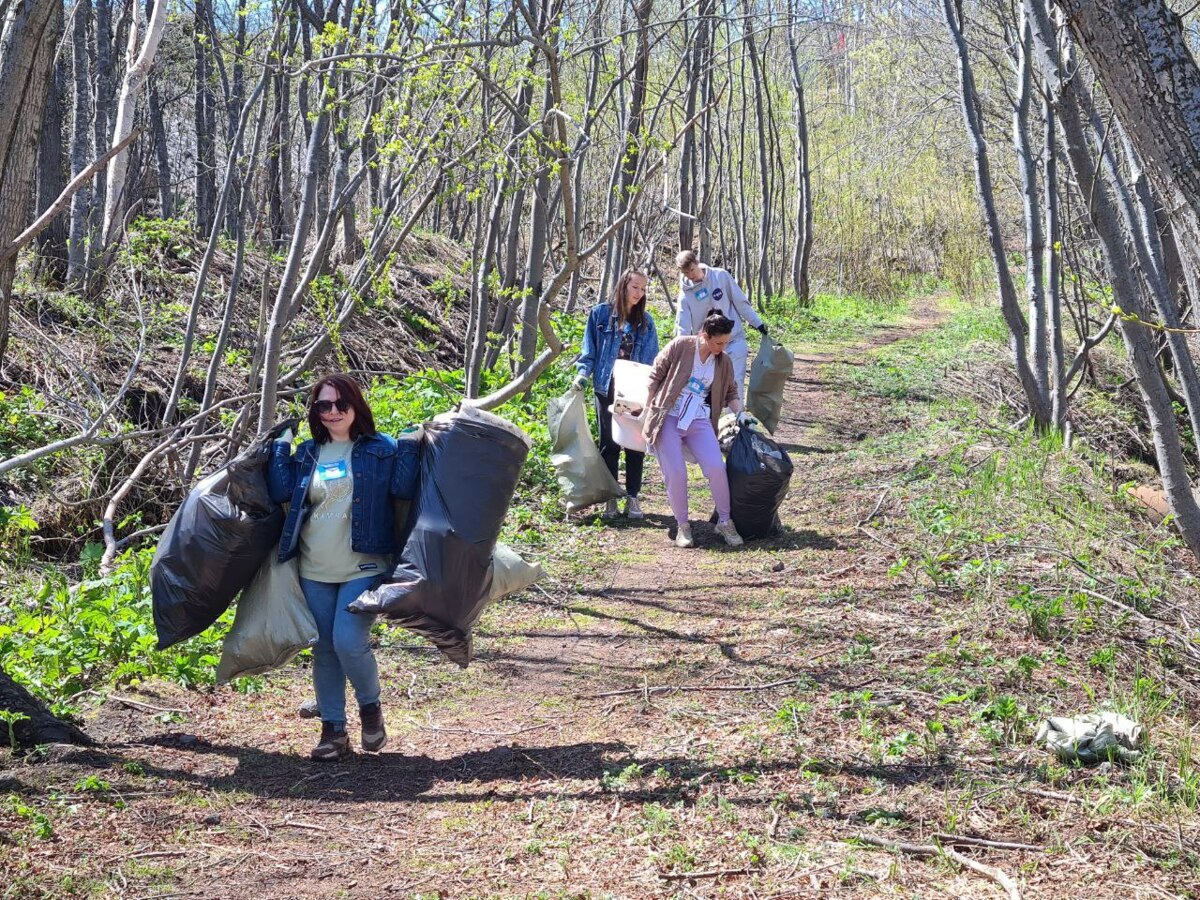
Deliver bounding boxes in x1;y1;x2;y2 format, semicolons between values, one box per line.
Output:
653;414;731;526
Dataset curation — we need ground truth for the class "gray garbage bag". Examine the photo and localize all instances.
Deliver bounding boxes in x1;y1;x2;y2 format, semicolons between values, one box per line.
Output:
216;551;317;683
350;408;530;667
151;422;292;650
490;543;544;601
1036;712;1144;764
547;388;623;511
746;337;794;433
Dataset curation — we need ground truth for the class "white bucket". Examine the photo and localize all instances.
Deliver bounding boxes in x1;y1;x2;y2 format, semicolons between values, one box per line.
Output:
612;360;653;412
609;407;647;452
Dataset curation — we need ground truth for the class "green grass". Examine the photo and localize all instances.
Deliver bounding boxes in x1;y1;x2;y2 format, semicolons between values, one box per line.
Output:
829;293;1200;811
759;290;913;349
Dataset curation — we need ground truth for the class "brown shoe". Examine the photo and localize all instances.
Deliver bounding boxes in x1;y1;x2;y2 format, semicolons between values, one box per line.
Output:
311;722;350;761
360;702;387;753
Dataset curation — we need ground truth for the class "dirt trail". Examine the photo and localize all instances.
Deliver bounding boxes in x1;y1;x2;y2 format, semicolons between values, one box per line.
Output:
10;296;1073;899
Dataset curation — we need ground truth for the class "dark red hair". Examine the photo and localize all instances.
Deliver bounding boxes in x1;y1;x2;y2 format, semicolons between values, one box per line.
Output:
307;373;376;443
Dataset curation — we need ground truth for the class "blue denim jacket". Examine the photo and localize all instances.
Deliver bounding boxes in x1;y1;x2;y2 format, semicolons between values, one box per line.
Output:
575;303;659;394
266;432;419;563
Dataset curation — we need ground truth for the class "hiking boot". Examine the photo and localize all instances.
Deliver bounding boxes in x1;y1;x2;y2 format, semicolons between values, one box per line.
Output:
716;520;745;547
603;498;620;518
298;698;320;719
311;722;349;761
624;495;644;519
675;522;694;549
360;702;387;753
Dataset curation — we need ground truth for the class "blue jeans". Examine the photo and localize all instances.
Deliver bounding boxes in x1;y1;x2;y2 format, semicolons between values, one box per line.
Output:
300;576;381;728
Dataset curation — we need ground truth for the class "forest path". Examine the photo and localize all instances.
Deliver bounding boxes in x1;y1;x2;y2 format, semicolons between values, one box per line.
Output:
10;295;1109;900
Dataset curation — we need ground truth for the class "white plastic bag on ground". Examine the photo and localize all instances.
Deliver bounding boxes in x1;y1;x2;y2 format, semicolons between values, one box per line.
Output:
747;337;794;434
547;388;624;511
1036;711;1144;764
216;550;317;683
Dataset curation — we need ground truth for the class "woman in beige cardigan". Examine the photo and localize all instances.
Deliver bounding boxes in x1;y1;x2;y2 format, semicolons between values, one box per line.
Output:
642;311;750;548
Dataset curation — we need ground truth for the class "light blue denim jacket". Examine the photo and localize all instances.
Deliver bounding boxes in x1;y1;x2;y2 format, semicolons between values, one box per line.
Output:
575;303;659;394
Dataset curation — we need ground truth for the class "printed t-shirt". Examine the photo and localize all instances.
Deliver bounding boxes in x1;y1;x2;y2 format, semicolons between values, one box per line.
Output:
299;440;391;583
670;345;715;430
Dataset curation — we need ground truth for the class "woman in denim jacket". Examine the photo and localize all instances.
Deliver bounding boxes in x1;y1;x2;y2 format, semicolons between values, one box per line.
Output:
267;373;418;761
573;269;659;518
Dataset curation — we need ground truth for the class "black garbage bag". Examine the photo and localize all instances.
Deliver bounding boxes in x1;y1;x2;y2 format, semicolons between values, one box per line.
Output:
350;407;530;667
726;426;792;540
151;423;291;650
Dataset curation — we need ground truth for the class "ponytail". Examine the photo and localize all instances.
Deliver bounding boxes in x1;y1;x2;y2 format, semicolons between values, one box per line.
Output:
700;309;735;337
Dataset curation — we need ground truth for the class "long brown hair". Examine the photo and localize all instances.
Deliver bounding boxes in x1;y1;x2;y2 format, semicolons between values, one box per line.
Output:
306;373;377;443
609;268;647;328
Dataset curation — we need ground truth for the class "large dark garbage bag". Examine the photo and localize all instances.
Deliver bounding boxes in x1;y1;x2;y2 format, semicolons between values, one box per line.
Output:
350;407;531;667
151;423;291;650
726;426;793;540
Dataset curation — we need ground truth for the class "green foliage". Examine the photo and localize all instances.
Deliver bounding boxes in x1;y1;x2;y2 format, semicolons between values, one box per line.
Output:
125;217;194;267
0;548;231;716
0;385;53;456
0;709;30;749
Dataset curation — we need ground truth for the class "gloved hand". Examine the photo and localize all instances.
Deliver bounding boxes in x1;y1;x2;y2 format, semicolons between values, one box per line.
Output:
572;374;589;392
756;323;769;336
737;411;758;427
267;417;299;444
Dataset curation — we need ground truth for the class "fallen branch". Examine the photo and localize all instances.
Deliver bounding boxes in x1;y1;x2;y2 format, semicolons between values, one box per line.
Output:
849;834;1022;900
0;129;140;267
585;676;810;699
659;866;755;881
932;833;1044;852
109;694;190;715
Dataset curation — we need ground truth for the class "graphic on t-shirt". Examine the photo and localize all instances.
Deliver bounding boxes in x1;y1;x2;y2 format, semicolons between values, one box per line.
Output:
713;288;724;303
312;458;352;519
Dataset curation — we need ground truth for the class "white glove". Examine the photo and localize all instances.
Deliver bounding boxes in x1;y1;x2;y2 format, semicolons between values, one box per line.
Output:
736;411;756;427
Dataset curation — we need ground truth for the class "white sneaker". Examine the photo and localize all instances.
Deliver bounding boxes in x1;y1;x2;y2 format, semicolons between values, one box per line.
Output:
603;499;620;518
675;522;694;548
625;496;644;519
716;520;744;547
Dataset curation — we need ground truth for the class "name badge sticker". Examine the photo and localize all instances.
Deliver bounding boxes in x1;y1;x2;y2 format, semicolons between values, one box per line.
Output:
317;459;348;481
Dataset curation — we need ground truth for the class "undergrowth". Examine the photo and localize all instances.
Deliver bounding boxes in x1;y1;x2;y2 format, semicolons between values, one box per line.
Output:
833;294;1200;816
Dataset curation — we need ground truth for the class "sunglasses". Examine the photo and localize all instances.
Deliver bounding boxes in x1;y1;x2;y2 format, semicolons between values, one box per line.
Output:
312;398;351;415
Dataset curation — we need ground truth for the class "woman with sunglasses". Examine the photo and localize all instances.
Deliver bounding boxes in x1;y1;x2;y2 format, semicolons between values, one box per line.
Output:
267;373;419;761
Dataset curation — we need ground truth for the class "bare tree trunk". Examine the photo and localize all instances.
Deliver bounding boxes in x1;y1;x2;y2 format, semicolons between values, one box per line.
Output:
602;0;650;298
1053;0;1200;333
518;79;554;371
1012;11;1049;403
786;0;813;305
743;0;772;300
102;0;168;245
34;54;68;284
0;0;63;364
0;667;90;748
66;0;94;288
194;0;218;236
943;0;1051;429
1026;0;1200;556
1044;97;1066;426
147;77;173;217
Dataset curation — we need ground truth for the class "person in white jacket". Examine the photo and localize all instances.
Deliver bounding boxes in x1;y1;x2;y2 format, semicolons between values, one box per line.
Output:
674;250;767;397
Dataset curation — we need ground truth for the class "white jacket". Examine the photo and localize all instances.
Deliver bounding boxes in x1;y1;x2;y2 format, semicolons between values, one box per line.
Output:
675;265;762;343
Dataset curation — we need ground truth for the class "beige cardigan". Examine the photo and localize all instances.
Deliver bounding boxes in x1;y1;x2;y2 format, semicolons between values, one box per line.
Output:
641;336;737;445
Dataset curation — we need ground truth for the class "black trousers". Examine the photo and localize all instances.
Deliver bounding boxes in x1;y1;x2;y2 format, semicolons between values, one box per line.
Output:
594;381;645;498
